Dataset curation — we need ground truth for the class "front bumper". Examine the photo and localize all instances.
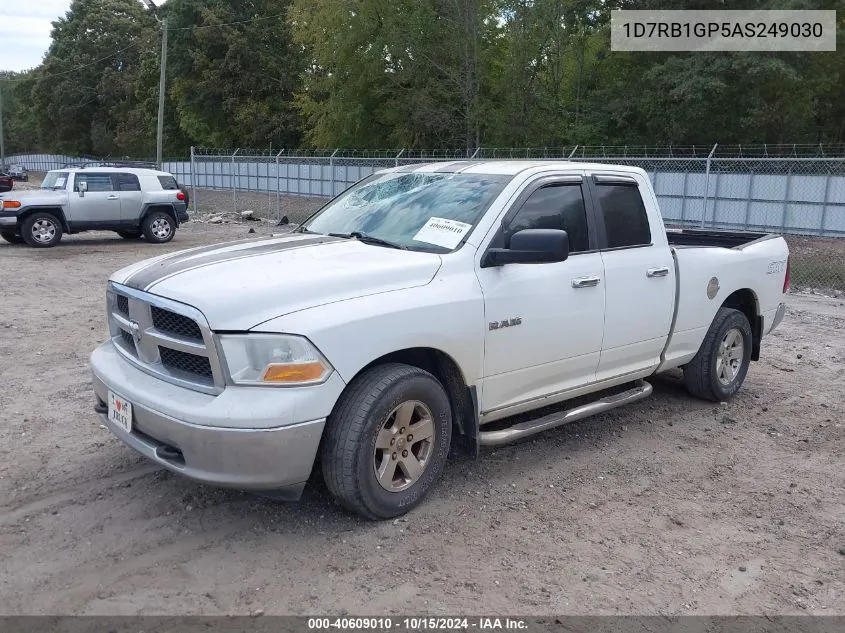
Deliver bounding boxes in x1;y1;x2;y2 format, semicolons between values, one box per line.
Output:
0;210;19;227
91;341;345;496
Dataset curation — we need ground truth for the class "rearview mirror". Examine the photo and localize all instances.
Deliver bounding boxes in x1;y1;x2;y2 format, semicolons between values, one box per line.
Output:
482;229;570;267
77;180;88;196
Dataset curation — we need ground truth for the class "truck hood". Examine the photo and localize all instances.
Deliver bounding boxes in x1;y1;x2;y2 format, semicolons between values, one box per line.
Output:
111;233;443;330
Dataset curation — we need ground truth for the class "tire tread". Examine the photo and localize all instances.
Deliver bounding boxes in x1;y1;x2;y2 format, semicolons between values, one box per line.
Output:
322;363;444;520
684;307;751;402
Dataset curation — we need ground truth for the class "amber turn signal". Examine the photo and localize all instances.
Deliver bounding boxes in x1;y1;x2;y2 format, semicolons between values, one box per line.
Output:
262;362;327;383
2;200;21;209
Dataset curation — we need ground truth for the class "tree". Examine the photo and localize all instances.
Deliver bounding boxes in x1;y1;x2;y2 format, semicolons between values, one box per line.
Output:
27;0;156;155
165;0;304;150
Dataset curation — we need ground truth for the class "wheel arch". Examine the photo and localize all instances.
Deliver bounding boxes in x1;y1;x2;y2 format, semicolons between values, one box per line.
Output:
18;206;69;232
141;203;178;227
344;347;479;457
720;288;761;361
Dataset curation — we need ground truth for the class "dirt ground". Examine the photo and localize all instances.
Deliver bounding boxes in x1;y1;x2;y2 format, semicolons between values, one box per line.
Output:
0;208;844;616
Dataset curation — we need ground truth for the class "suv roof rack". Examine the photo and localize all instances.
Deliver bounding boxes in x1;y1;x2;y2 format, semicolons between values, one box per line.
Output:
63;160;159;169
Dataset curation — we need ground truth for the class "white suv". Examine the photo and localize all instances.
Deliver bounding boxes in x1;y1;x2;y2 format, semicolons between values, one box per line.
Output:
0;167;189;248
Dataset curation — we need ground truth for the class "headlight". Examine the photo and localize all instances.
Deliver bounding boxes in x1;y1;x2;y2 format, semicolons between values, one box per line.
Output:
217;334;333;386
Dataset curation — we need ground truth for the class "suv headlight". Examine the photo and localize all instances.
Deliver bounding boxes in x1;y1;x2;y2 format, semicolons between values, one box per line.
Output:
217;334;333;386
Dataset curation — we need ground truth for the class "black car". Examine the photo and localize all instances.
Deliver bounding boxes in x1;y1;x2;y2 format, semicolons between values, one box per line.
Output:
0;172;13;193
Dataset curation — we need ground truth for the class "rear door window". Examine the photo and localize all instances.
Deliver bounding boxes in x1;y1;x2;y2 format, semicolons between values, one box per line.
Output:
593;181;651;249
116;173;141;191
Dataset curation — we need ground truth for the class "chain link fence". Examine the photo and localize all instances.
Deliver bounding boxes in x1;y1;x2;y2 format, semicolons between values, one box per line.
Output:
5;145;845;294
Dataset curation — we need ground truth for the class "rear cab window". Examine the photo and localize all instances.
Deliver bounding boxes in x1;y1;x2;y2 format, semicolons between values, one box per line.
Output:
591;176;652;249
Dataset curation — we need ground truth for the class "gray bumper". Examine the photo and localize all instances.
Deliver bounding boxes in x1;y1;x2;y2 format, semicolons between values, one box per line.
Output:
175;202;189;223
92;373;325;497
0;211;18;227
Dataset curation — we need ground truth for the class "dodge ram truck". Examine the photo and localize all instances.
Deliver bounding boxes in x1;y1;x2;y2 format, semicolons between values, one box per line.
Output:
90;161;789;519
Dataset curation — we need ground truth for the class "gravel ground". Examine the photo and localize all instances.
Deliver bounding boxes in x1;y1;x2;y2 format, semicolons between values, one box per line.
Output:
0;194;843;616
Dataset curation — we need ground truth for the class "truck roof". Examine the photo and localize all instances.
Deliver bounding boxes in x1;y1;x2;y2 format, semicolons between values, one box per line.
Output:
383;160;647;177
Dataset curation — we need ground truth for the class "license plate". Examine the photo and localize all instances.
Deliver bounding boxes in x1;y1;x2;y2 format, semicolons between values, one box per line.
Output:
108;391;133;433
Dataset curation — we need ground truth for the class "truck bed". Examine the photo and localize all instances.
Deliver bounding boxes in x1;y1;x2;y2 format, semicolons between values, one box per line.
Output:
665;227;771;249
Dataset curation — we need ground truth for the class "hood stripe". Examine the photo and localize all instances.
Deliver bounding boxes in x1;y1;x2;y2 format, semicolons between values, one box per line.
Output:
125;235;343;291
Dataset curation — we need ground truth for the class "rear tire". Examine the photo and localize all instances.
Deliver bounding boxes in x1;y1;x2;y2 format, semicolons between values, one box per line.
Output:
21;212;63;248
0;230;25;245
684;307;752;402
141;211;175;244
116;230;143;240
321;363;452;520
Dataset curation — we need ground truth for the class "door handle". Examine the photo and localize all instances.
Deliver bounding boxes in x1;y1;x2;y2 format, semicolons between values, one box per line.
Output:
572;276;601;288
107;195;119;200
646;267;670;278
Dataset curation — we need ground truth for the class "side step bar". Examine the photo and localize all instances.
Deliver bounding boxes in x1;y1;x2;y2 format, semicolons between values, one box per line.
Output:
478;381;653;447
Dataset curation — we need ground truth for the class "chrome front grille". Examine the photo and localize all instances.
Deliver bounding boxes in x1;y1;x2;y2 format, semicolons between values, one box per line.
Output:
108;282;223;394
151;306;203;341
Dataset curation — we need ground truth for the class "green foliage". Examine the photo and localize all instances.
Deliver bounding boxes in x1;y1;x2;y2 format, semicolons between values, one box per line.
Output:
1;0;844;155
166;0;303;150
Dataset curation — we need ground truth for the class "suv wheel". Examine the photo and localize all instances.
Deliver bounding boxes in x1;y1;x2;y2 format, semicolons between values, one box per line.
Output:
0;230;25;245
22;212;63;248
142;211;175;244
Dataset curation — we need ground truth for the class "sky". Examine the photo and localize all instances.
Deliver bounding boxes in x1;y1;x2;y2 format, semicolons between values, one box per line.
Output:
0;0;164;73
0;0;71;72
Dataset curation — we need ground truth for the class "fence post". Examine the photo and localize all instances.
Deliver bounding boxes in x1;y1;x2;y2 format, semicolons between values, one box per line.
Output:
275;149;284;221
330;148;339;197
819;168;832;236
568;146;579;159
780;167;793;233
742;171;755;230
189;146;197;215
395;148;405;167
470;147;481;159
231;148;239;213
701;144;718;228
680;170;689;225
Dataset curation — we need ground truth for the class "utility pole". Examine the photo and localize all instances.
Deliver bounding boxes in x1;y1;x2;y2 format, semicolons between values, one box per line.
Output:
156;18;168;168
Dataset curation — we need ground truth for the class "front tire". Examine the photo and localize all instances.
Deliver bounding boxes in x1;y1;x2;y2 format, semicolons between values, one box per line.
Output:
141;211;175;244
321;363;452;520
684;307;752;402
21;212;63;248
0;230;25;245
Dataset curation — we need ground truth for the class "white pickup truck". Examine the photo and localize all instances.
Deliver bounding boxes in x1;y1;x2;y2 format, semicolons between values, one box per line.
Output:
90;161;789;519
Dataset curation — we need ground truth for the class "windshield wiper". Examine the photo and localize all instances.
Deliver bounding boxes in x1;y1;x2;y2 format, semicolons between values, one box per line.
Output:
328;231;407;250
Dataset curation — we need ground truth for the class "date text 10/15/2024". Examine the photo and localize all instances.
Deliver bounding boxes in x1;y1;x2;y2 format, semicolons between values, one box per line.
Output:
307;618;529;631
